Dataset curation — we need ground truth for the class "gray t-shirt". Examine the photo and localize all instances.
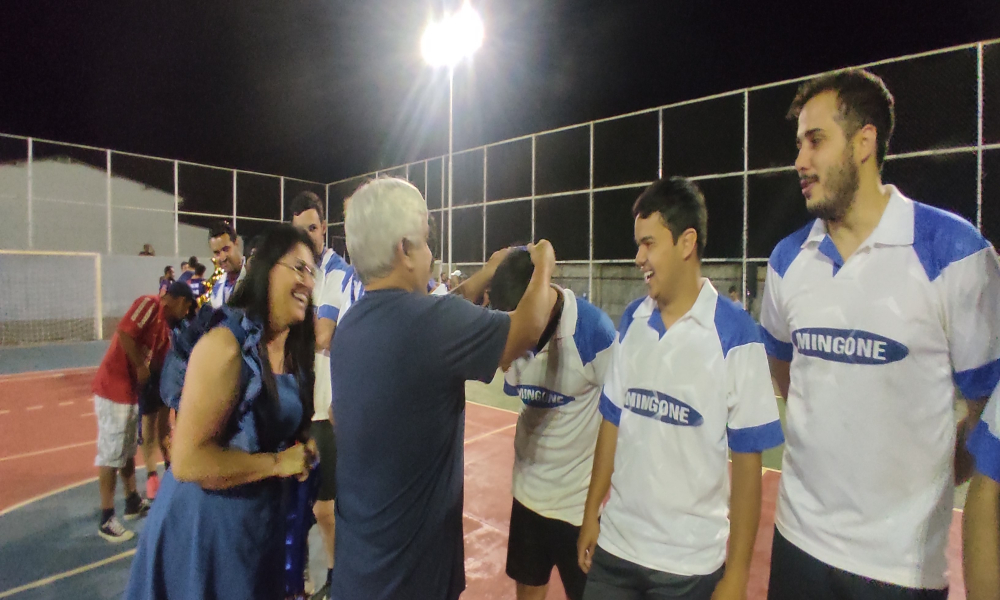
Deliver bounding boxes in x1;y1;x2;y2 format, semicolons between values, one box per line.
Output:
329;289;511;600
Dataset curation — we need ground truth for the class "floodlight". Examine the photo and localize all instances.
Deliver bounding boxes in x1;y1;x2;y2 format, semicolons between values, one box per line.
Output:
420;3;484;68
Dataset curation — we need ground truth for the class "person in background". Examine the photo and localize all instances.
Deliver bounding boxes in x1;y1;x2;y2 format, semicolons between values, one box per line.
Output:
124;225;318;600
138;279;191;502
92;282;195;542
578;177;782;600
329;177;557;600
187;263;207;299
761;70;998;599
208;221;246;308
245;234;262;269
728;285;741;303
290;190;349;597
159;266;175;298
177;258;198;284
449;269;464;291
139;244;156;256
491;248;616;600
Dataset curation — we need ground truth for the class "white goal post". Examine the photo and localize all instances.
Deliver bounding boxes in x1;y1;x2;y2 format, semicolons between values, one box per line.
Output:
0;250;102;346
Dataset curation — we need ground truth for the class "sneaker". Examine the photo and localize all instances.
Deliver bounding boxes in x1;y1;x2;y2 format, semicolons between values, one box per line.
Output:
99;517;135;543
145;475;159;501
124;496;151;521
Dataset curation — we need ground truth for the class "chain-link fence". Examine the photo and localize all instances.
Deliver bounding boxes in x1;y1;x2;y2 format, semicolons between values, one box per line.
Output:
328;39;1000;322
0;39;996;327
0;139;330;260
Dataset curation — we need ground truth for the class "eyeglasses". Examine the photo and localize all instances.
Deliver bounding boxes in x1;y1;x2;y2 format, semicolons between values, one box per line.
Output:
278;260;317;281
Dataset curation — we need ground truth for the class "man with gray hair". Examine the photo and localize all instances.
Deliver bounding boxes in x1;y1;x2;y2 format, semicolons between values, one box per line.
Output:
329;177;557;600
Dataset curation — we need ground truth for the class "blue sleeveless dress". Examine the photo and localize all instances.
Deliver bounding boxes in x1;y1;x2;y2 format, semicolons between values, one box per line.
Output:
124;310;303;600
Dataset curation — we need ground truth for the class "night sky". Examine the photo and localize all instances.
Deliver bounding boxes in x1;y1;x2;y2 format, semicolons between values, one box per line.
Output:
2;1;998;183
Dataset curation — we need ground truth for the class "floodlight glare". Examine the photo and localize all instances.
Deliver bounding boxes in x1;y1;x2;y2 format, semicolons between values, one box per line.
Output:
420;3;484;67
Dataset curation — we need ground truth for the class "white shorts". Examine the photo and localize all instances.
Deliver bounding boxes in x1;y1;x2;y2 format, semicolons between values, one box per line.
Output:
94;395;139;468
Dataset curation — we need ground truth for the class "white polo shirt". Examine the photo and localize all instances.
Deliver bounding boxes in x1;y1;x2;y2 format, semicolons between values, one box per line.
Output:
760;186;1000;589
598;280;784;576
503;287;616;526
313;248;349;421
208;261;246;308
337;266;365;325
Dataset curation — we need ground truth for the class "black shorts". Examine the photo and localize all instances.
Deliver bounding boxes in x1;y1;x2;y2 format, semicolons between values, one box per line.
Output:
582;546;723;600
310;420;337;501
767;528;948;600
138;372;166;416
505;498;586;600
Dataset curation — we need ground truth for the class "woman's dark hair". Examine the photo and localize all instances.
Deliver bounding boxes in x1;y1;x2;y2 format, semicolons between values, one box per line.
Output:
229;224;316;443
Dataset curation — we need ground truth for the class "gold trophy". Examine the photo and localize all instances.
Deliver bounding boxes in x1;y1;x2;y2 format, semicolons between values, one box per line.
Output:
198;259;226;308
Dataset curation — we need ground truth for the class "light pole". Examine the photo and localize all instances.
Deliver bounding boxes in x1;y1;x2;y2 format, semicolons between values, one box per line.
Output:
421;2;483;275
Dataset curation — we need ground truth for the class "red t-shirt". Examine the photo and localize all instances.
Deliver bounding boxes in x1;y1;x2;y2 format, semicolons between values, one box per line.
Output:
92;295;171;404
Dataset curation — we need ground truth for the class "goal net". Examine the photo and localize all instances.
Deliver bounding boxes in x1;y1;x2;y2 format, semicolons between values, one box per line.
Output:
0;250;102;346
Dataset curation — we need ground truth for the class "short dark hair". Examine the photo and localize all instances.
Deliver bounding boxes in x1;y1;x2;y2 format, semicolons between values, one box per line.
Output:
164;266;173;275
290;191;325;222
194;263;207;277
787;69;895;166
180;261;188;269
728;285;738;294
187;255;198;265
489;249;534;312
632;177;708;259
208;220;237;243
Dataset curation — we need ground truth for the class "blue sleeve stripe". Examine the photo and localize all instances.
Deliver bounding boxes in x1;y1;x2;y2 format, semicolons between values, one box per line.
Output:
618;297;645;339
317;305;340;322
728;420;784;453
760;326;793;362
599;392;621;426
954;357;1000;400
503;381;519;397
575;299;617;365
714;297;762;358
967;420;1000;483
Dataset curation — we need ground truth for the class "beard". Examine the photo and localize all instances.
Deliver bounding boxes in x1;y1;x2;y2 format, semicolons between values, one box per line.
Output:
807;146;859;222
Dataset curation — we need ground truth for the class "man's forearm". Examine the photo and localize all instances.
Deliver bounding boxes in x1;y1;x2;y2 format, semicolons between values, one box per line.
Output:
964;473;1000;600
957;399;988;485
726;452;763;584
451;265;496;302
117;332;147;372
584;419;618;521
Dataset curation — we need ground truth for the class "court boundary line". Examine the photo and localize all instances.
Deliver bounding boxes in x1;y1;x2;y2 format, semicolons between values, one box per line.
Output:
465;424;516;445
0;549;135;599
0;441;94;463
468;400;518;415
0;464;160;517
0;367;97;383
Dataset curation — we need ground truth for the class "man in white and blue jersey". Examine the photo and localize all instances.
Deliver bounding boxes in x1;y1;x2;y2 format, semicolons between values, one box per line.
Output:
760;70;1000;600
208;221;246;308
578;177;784;600
965;387;1000;600
488;249;616;600
291;190;349;596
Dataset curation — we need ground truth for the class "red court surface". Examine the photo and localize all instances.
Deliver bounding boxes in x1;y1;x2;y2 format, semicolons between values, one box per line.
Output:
0;369;967;599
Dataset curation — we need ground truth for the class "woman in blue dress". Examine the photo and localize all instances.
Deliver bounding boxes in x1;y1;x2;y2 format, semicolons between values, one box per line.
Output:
125;224;319;600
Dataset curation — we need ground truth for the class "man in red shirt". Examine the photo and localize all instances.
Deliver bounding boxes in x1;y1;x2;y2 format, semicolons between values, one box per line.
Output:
93;282;194;543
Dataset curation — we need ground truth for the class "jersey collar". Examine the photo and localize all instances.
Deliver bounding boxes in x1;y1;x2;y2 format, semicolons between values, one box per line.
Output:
800;185;914;251
640;278;717;338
